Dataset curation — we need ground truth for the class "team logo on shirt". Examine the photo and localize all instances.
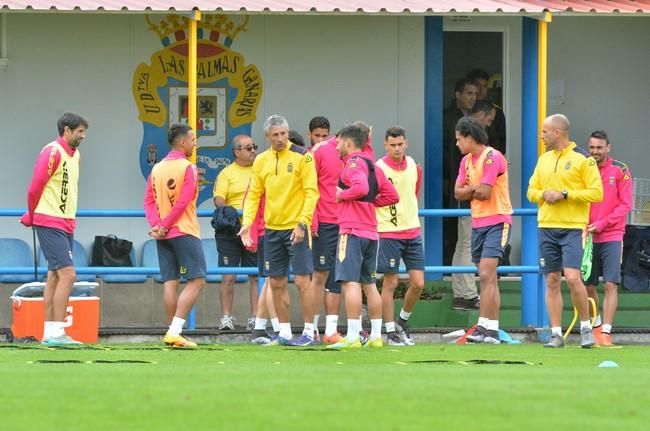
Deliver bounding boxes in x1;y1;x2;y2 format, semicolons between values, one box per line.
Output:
609;176;615;186
133;14;264;206
623;174;631;181
287;162;294;173
565;161;572;170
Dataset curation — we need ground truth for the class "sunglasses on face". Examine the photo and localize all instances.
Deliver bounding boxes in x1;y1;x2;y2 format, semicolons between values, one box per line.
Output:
239;144;258;151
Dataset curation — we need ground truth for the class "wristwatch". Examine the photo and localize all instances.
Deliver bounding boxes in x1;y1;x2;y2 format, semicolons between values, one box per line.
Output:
298;222;307;231
562;190;568;200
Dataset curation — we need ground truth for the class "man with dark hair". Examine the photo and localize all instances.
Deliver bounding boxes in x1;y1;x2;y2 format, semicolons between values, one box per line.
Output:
376;126;424;346
144;123;206;348
467;68;507;154
328;125;399;349
213;134;259;331
307;116;344;343
240;115;319;346
454;117;513;344
471;100;497;128
443;78;480;309
20;112;88;346
308;116;330;148
585;131;633;346
527;114;603;348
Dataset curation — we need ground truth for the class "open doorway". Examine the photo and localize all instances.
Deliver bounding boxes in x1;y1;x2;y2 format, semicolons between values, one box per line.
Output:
441;30;506;268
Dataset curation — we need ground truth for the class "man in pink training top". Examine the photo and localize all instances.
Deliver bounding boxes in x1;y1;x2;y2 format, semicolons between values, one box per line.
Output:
584;131;633;346
20;113;88;346
144;124;206;348
454;117;513;344
327;124;399;349
310;119;376;344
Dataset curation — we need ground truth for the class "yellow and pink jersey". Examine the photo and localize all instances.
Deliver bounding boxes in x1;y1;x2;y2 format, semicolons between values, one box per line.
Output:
21;137;79;234
457;147;513;228
144;150;200;239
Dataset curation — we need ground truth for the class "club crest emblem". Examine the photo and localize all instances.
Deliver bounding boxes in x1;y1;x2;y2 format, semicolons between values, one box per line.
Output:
133;14;263;205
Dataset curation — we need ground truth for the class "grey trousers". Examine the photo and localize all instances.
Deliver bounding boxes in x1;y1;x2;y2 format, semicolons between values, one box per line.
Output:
451;216;478;299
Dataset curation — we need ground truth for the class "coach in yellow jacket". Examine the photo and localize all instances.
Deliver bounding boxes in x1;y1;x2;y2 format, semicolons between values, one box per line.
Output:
240;114;319;346
527;114;603;349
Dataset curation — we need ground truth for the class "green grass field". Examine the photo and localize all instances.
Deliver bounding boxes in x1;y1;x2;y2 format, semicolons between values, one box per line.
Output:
1;343;648;431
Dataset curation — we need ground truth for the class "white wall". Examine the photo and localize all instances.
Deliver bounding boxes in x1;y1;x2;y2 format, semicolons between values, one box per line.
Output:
548;16;650;179
0;13;424;257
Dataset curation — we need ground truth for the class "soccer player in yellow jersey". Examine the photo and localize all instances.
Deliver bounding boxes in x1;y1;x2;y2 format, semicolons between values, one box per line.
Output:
240;115;319;346
144;124;206;348
376;127;425;346
527;114;603;348
213;135;259;331
20;113;88;346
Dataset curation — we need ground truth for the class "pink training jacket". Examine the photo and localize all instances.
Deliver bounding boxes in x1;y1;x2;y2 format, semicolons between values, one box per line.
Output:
338;152;399;240
310;135;375;232
589;156;633;243
378;155;423;240
20;137;76;234
144;150;198;240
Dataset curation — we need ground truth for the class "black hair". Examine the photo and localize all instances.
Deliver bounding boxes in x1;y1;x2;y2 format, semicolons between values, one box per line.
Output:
471;100;496;115
455;117;488;146
589;130;610;145
454;77;476;95
57;113;88;136
289;130;306;147
338;125;366;149
168;123;192;147
309;116;330;132
467;68;490;83
385;126;406;140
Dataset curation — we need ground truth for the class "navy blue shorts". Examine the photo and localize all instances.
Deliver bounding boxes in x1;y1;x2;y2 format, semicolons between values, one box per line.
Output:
325;272;341;294
538;228;584;273
584;241;623;285
156;235;206;282
216;233;257;269
35;226;73;271
313;223;338;271
264;229;313;277
376;236;425;273
335;234;378;284
313;223;341;293
257;236;266;277
471;222;511;264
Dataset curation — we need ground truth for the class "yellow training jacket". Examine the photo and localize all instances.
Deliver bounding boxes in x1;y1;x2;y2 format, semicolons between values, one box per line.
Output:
527;141;603;229
243;141;319;230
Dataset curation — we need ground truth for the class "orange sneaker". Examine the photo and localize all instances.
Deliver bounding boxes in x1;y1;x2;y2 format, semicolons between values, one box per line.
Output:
163;333;197;348
598;332;613;347
322;333;344;345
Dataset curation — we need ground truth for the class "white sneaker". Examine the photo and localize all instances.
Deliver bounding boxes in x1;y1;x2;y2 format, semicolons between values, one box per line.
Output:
247;317;256;331
219;315;235;330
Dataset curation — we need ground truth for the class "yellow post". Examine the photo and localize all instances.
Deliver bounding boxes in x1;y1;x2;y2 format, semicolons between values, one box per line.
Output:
537;11;551;156
188;10;201;164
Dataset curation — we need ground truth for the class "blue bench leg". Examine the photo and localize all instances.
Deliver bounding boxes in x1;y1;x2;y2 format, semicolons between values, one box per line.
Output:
187;307;197;330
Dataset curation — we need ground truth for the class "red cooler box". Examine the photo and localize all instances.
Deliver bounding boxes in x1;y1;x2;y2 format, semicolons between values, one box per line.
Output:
11;282;100;343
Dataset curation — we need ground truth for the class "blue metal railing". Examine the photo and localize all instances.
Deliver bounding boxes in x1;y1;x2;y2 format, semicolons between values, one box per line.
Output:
1;207;543;328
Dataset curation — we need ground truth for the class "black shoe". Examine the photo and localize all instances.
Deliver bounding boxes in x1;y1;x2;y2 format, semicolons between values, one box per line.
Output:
452;296;480;310
466;325;487;343
484;329;501;344
395;318;415;346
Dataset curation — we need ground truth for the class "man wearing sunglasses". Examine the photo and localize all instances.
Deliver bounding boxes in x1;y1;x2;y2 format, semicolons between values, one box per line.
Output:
213;135;259;331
